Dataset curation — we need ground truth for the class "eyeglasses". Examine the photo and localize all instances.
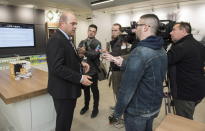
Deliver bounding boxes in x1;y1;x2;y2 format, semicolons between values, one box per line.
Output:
137;24;146;26
135;23;151;28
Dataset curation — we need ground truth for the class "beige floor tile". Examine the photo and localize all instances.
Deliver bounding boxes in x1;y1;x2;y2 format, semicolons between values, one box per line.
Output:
72;79;205;131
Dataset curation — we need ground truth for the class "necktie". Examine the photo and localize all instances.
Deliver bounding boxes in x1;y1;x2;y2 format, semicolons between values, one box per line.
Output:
70;40;83;73
70;40;78;56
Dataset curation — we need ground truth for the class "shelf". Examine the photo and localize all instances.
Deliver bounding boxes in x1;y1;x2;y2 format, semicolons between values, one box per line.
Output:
0;54;47;70
46;22;58;39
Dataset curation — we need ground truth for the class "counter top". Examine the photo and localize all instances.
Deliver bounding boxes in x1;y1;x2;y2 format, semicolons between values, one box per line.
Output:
0;68;48;104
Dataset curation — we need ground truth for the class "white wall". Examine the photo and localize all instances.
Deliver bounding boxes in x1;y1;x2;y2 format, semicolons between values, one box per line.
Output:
92;11;112;49
108;2;205;41
45;2;205;48
178;4;205;40
76;19;91;46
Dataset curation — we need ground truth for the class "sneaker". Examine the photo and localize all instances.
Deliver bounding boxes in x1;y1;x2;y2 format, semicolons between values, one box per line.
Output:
80;107;89;115
110;106;115;111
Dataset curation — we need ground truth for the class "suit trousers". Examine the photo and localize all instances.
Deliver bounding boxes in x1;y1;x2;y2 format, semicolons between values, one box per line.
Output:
82;75;99;109
53;98;77;131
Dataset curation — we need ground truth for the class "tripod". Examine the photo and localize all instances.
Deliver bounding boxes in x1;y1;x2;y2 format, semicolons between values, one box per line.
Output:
163;75;176;115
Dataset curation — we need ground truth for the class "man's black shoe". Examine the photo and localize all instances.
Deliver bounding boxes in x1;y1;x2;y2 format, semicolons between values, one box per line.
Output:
80;107;89;115
91;109;99;118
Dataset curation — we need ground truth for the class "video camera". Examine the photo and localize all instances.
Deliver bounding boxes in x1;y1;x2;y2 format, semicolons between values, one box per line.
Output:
120;20;175;50
120;21;138;45
158;20;176;49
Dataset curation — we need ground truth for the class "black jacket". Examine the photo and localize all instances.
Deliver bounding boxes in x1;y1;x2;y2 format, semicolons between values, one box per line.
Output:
46;29;82;99
168;34;205;101
109;36;130;71
78;38;101;76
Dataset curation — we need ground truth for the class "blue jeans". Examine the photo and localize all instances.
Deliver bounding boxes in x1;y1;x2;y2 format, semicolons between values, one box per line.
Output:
124;113;157;131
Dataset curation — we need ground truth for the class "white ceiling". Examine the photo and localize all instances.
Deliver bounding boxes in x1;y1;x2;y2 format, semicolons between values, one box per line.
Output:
0;0;205;16
90;0;148;10
0;0;152;15
0;0;92;15
95;0;205;13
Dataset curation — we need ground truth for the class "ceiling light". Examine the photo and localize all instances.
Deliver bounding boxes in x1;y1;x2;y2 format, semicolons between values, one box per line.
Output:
22;4;35;8
91;0;114;6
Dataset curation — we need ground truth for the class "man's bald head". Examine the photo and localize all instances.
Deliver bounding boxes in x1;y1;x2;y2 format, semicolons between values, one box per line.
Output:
59;12;75;24
59;12;77;36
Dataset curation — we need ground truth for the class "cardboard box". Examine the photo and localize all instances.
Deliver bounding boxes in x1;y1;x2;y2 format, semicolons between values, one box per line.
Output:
155;114;205;131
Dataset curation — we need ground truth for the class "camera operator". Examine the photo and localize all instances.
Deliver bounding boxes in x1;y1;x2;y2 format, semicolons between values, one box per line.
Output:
106;23;130;109
167;22;205;120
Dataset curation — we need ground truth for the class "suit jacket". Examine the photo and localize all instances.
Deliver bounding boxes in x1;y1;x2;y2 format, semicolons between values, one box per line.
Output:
46;29;82;99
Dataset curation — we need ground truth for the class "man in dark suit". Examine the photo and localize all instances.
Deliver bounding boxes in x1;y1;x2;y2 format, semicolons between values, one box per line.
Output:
46;12;92;131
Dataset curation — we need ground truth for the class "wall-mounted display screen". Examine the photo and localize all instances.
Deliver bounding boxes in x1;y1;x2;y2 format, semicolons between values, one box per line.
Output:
0;23;35;48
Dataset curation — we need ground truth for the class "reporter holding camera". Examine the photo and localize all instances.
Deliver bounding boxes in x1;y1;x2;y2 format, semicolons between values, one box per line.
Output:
106;23;130;109
104;14;167;131
78;24;101;118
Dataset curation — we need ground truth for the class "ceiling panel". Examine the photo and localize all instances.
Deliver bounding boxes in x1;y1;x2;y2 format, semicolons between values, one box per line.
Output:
90;0;149;10
0;0;204;17
0;0;92;15
93;0;205;13
0;0;152;14
49;0;91;9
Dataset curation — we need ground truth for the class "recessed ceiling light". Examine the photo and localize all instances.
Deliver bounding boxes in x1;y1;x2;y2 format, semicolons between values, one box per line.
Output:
91;0;114;6
22;4;35;8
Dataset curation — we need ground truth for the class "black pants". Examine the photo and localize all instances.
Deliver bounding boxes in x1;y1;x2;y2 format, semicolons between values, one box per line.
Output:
83;75;99;109
174;99;201;120
53;98;77;131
